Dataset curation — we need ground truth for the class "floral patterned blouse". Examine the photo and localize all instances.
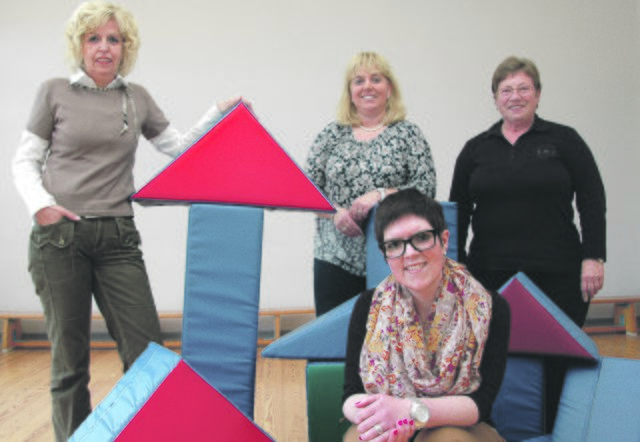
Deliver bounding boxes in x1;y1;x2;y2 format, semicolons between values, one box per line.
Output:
306;120;436;276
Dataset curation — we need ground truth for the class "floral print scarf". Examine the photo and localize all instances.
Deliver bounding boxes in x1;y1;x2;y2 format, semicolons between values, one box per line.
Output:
359;259;492;398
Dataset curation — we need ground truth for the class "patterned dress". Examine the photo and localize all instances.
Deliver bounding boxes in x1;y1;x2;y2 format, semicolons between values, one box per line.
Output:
306;120;436;276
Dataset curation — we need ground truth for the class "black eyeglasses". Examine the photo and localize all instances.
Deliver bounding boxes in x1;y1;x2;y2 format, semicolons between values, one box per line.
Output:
380;229;439;259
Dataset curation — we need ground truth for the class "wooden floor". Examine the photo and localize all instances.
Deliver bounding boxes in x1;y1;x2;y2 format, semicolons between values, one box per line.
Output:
0;334;638;442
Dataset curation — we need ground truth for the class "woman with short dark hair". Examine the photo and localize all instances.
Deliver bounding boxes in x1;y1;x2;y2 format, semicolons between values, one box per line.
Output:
342;189;510;442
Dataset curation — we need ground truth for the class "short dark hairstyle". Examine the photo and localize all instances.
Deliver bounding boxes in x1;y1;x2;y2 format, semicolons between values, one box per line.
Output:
374;188;447;246
491;56;541;96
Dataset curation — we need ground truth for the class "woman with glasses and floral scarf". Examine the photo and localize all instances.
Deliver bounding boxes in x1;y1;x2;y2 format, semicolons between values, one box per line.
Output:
342;189;510;442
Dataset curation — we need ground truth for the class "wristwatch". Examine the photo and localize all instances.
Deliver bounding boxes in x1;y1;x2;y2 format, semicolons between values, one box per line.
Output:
410;398;430;429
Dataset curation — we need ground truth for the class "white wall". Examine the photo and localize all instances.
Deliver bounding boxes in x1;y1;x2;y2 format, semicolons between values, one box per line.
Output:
2;0;639;314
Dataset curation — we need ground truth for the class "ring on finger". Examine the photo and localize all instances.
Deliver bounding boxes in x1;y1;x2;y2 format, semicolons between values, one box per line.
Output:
374;424;384;435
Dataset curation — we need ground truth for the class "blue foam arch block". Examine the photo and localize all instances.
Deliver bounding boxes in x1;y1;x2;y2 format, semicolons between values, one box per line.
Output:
181;204;263;419
366;202;458;288
549;357;640;442
69;343;181;441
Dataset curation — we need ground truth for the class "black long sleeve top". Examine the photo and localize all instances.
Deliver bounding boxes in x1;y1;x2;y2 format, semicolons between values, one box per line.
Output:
342;289;511;424
449;116;606;273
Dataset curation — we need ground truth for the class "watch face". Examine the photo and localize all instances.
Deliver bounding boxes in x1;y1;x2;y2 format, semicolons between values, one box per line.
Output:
411;400;430;425
415;405;429;421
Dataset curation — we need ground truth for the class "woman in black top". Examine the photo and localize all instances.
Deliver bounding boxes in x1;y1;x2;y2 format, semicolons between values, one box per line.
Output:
449;56;606;432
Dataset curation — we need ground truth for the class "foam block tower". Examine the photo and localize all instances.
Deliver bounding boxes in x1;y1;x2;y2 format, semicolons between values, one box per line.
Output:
70;102;334;440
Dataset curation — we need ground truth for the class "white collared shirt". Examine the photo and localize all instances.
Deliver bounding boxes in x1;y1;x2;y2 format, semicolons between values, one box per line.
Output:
12;71;223;217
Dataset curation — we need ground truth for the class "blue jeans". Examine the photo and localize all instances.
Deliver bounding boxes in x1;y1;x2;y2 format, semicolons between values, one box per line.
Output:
28;217;163;441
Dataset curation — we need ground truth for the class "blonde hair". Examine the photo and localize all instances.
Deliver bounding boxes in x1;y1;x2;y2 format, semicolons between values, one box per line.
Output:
65;1;140;77
336;52;407;126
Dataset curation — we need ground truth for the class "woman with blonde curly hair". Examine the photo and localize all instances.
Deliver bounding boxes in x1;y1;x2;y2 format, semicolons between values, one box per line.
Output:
64;0;141;77
306;52;436;316
11;2;248;440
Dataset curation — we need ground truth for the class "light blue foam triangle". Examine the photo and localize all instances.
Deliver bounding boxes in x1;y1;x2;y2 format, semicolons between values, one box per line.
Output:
261;296;357;360
69;343;181;441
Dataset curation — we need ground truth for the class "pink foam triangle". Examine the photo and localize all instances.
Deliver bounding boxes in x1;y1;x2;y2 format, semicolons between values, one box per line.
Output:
115;360;273;441
500;278;594;359
132;103;334;212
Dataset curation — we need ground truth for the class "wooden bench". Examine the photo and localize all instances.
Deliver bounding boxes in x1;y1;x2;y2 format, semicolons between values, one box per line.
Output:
0;312;183;351
258;308;315;346
0;309;315;351
583;297;640;336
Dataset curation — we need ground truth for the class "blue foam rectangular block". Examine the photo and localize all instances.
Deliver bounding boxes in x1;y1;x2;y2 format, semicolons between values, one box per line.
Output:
491;356;545;441
182;204;264;419
551;357;640;442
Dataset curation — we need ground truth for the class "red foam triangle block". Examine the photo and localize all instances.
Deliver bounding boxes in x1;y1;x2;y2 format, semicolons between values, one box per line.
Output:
116;360;273;441
500;277;596;359
132;103;334;212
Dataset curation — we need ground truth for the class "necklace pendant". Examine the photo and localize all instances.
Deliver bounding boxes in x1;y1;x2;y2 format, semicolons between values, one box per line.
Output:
359;123;385;132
